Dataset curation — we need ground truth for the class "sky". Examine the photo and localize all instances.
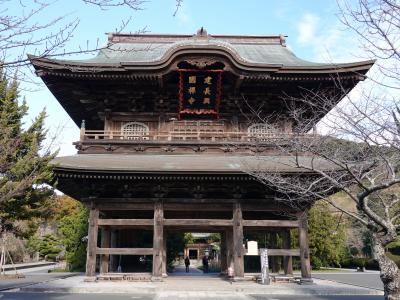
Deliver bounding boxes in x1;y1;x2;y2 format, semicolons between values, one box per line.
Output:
10;0;370;156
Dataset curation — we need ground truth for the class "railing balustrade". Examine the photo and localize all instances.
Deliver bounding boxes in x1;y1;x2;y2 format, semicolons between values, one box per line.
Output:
79;129;311;143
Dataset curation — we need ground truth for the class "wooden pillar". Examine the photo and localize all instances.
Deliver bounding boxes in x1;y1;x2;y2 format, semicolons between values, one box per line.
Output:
225;229;234;273
152;201;163;280
270;232;280;273
100;227;110;274
86;206;99;277
220;231;227;274
162;231;167;277
299;212;312;282
109;229;118;272
282;229;293;275
232;202;244;279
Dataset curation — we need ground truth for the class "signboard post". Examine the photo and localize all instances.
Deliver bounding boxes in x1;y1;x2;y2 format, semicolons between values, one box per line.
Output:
260;248;270;285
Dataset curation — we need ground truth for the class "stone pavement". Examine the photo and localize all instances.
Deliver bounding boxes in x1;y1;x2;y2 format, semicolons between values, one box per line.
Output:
313;272;382;290
2;261;56;272
169;262;221;277
169;262;206;276
18;275;383;296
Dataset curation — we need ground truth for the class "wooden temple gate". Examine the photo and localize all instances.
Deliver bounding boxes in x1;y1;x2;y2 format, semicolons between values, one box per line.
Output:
29;29;372;283
85;201;311;281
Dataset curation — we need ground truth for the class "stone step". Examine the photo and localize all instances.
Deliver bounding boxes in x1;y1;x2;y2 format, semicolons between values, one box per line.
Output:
97;272;152;281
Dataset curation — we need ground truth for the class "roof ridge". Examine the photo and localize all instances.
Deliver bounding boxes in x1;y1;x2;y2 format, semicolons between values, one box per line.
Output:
107;29;287;46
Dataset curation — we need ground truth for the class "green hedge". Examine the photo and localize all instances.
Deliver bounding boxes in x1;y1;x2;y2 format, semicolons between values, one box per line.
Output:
386;253;400;267
341;257;379;270
341;253;400;270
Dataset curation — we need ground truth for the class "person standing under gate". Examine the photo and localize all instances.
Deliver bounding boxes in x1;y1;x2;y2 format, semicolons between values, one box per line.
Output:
202;255;209;273
184;256;190;273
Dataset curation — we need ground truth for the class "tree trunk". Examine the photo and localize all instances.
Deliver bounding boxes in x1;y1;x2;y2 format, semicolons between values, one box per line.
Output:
373;236;400;300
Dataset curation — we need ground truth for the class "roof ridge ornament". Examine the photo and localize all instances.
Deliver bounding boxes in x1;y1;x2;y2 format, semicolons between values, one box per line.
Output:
279;34;286;47
196;27;208;38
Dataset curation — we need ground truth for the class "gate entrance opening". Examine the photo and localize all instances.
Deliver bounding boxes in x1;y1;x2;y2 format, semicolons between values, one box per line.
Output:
188;249;198;260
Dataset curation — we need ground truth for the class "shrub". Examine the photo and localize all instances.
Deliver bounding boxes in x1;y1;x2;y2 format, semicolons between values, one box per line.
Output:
340;257;379;270
386;240;400;256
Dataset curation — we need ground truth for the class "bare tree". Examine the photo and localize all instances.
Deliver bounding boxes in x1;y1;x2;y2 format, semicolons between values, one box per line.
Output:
0;0;187;82
247;85;399;299
245;1;400;299
338;0;400;89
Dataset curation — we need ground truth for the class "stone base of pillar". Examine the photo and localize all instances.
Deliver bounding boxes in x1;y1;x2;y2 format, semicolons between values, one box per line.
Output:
299;278;314;285
232;276;246;282
83;276;97;282
151;276;163;282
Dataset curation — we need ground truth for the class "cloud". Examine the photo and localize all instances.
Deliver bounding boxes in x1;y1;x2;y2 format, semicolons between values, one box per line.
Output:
296;12;360;63
297;13;320;45
174;1;192;27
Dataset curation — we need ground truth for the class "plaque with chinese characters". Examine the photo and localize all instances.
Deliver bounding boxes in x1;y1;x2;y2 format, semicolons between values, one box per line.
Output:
178;70;222;118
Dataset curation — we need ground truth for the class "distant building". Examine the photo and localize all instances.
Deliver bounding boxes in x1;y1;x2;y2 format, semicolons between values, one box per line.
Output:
184;233;215;260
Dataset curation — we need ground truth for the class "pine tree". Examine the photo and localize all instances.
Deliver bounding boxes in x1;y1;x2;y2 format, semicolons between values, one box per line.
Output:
0;68;56;236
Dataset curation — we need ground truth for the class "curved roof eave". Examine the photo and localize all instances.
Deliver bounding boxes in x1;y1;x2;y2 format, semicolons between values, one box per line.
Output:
50;154;339;175
28;44;375;75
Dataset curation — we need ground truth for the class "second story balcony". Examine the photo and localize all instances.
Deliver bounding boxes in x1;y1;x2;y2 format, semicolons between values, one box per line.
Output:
80;129;295;142
75;121;314;155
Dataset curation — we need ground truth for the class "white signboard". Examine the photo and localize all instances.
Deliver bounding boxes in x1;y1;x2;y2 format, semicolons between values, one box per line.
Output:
260;248;270;285
247;241;258;255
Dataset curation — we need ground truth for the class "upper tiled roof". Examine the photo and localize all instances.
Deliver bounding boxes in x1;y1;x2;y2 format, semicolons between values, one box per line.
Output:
77;35;324;67
29;29;375;73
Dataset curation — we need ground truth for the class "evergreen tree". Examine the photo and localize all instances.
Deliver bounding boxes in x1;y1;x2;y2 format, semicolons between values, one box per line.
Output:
308;202;347;269
57;197;88;271
38;234;61;261
0;68;56;236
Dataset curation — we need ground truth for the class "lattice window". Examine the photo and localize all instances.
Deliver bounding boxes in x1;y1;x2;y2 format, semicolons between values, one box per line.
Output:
121;122;149;140
171;120;225;140
248;123;276;140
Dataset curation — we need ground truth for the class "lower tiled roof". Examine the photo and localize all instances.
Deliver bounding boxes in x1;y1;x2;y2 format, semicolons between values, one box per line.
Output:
52;154;336;174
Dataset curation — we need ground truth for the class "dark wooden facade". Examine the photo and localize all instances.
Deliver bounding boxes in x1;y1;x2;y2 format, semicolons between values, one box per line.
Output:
30;29;373;281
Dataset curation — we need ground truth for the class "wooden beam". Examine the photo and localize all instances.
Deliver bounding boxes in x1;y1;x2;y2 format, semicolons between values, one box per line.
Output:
266;249;300;256
163;219;232;226
243;220;299;227
163;227;226;233
97;203;155;211
241;204;295;212
244;249;300;256
98;219;153;226
85;199;300;212
96;247;153;255
84;197;238;203
163;203;233;211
